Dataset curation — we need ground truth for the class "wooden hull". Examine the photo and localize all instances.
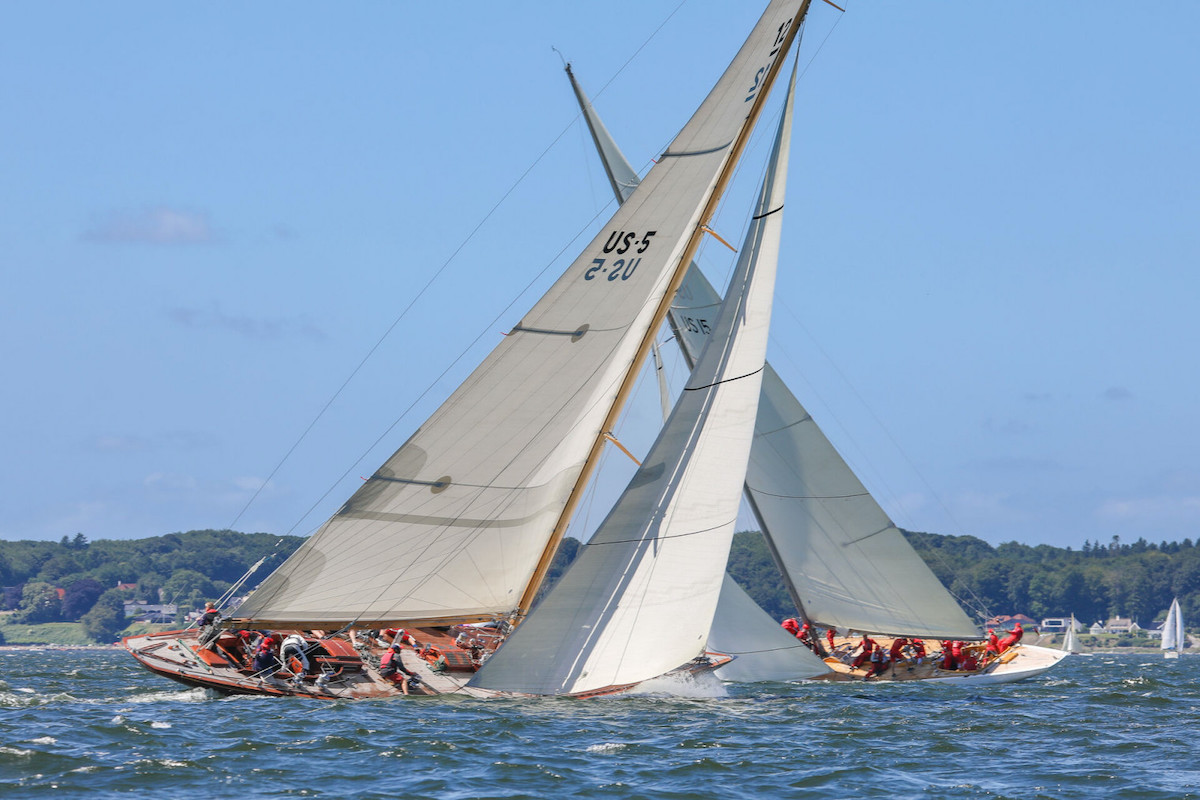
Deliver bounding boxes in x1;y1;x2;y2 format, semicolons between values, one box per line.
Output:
122;627;489;699
811;641;1067;685
123;628;729;699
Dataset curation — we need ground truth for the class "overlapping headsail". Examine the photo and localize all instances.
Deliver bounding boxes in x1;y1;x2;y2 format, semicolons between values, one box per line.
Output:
234;0;812;632
471;46;799;695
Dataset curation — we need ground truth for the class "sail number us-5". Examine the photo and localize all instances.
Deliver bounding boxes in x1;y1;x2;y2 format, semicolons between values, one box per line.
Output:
585;229;656;281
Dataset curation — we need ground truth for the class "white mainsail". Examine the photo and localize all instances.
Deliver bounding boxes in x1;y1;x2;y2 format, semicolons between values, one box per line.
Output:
470;51;798;695
235;1;810;630
1162;598;1184;657
568;54;979;641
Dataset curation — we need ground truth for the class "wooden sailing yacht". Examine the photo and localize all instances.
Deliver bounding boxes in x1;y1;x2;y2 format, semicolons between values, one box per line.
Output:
124;0;817;699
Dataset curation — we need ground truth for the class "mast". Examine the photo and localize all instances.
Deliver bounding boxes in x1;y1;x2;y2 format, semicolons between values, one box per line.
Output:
515;0;812;620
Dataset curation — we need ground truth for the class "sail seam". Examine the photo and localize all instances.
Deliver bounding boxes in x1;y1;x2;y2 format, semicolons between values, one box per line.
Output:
684;365;765;392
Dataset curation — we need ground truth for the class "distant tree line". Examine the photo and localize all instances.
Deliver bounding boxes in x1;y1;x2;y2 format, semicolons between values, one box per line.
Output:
724;530;1200;629
2;528;1196;643
0;530;302;642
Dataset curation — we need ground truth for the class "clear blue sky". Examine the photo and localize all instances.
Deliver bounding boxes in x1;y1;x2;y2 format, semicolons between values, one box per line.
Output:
3;2;1197;550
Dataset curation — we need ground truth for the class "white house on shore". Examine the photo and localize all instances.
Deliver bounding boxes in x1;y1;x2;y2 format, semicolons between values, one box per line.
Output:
1088;617;1142;635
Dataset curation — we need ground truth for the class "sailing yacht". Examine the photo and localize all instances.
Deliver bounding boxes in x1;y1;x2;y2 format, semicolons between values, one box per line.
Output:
124;0;819;699
1061;614;1082;655
564;41;1066;686
1162;598;1185;659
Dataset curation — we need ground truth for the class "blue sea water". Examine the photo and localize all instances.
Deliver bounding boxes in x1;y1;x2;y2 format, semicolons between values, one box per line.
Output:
1;649;1197;799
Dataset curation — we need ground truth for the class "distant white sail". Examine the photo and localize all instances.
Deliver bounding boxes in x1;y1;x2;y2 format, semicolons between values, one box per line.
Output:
235;0;810;630
1061;614;1080;654
1162;598;1184;658
471;47;798;695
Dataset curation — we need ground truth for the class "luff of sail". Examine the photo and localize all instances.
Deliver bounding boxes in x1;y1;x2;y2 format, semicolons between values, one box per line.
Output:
570;50;979;642
470;45;798;696
234;0;811;630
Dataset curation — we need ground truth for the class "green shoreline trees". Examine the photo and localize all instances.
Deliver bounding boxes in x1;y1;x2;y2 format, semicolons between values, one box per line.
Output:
2;528;1196;643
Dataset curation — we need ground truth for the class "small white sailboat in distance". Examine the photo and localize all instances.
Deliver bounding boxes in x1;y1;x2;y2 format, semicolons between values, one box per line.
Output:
1061;614;1082;655
1162;598;1185;659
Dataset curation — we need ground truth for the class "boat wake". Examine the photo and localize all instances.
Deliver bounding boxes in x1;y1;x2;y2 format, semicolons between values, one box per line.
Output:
627;671;728;699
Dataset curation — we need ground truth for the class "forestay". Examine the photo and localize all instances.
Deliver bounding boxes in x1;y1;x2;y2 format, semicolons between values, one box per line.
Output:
470;46;797;696
234;0;811;630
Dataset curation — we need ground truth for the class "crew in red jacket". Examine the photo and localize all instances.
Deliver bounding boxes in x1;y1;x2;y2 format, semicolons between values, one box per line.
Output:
997;623;1023;653
851;633;877;669
939;640;958;670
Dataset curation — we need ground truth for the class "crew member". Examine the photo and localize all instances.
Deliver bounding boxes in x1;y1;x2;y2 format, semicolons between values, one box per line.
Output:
382;627;417;648
198;602;220;627
850;633;877;669
379;643;415;695
252;631;279;676
280;633;310;685
997;623;1023;653
939;640;958;670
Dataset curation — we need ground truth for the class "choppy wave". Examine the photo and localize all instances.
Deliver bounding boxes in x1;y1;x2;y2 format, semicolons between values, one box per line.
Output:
0;649;1197;798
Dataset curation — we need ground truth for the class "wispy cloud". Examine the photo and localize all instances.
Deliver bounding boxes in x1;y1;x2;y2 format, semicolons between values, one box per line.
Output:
169;303;326;341
1102;386;1134;401
1096;495;1200;525
87;430;217;454
82;206;216;244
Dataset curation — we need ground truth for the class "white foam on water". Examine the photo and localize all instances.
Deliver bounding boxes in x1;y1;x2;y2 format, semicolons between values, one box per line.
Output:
127;687;207;704
627;670;729;699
